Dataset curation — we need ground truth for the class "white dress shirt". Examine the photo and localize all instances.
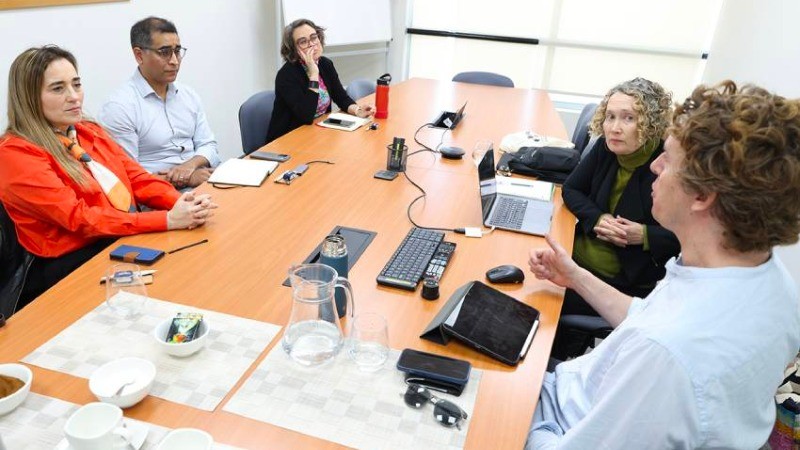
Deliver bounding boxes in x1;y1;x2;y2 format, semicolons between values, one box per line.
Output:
527;255;800;450
98;69;220;174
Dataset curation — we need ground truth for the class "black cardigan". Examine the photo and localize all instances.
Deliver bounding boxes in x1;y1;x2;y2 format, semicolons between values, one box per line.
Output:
266;57;356;143
562;137;680;294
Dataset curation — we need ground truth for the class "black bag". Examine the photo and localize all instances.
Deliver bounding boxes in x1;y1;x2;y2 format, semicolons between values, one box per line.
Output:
497;146;580;184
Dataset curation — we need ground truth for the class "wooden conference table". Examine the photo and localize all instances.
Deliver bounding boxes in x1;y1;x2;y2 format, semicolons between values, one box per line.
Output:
1;78;574;449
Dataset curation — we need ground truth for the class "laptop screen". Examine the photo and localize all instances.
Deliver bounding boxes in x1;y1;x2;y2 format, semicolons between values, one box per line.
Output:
478;149;497;221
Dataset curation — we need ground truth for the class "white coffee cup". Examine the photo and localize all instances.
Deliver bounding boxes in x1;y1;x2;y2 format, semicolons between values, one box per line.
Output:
64;402;133;450
156;428;213;450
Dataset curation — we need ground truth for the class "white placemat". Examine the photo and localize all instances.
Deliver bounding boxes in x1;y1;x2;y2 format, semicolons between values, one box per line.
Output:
223;347;482;450
0;392;241;449
22;296;281;411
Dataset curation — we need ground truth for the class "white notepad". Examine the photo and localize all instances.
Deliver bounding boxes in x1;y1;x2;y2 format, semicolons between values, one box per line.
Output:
207;158;278;187
316;113;370;132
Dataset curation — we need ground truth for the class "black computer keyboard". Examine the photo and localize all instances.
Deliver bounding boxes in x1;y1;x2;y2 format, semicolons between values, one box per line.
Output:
376;228;454;291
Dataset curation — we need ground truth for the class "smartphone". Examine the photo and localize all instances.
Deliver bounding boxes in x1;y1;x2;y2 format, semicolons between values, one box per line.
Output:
396;349;471;385
324;118;356;127
109;244;165;265
374;169;398;181
250;151;290;163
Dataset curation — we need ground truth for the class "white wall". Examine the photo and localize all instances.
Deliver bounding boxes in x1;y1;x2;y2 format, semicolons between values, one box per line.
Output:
703;0;800;287
0;0;407;161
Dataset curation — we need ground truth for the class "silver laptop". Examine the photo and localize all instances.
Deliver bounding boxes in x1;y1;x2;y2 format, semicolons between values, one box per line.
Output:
432;102;467;129
478;150;553;235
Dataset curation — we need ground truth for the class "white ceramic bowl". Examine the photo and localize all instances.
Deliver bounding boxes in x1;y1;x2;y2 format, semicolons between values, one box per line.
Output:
89;357;155;409
0;363;32;415
153;318;210;358
156;428;214;450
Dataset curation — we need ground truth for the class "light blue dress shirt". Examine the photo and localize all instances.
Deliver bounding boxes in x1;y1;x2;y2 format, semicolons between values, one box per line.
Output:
98;69;220;174
527;255;800;450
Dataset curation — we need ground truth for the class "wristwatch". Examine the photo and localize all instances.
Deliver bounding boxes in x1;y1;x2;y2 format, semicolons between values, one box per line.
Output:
308;80;319;89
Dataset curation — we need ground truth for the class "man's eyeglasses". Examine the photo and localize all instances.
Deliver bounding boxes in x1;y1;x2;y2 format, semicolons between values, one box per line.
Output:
295;34;319;50
403;384;468;430
142;46;187;60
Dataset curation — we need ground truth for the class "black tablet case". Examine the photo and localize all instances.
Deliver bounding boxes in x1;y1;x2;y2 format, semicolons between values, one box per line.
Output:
420;281;540;366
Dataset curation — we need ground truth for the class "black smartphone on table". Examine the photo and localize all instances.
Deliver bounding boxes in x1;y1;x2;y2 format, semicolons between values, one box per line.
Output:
396;348;471;386
250;150;290;163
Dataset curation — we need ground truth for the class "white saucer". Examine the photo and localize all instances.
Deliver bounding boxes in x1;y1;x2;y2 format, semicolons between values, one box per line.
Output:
54;419;148;450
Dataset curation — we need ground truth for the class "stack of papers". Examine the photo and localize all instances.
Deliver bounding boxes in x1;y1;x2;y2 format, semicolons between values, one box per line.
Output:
316;113;370;132
207;158;278;187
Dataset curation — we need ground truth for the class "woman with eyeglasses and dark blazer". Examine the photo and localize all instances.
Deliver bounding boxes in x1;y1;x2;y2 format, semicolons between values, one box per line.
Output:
266;18;375;144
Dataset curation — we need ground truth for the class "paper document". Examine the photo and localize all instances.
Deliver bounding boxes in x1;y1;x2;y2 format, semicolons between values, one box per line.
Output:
207;158;278;187
316;113;370;132
496;175;554;202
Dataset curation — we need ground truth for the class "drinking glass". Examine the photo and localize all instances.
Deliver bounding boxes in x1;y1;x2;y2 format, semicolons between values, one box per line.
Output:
105;263;147;318
472;140;493;167
348;312;389;372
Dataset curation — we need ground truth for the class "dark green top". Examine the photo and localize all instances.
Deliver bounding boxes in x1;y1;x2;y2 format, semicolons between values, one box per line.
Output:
573;139;658;278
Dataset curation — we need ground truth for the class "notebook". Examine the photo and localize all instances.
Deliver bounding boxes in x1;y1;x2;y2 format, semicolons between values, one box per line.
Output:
431;102;467;129
207;158;278;187
478;149;554;235
317;113;370;132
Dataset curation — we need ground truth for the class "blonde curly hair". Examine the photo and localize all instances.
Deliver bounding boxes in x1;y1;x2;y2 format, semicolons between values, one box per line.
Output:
589;77;673;146
671;81;800;252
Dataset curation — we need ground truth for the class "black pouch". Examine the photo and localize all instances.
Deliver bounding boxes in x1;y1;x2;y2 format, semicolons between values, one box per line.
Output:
404;374;466;396
497;146;580;184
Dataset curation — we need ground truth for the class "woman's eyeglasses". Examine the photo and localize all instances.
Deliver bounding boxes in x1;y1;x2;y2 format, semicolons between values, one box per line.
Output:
295;34;320;50
403;383;468;430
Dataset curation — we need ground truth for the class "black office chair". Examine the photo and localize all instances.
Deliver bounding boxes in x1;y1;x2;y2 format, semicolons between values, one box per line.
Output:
0;202;34;319
346;78;376;100
571;103;598;157
552;314;613;360
238;90;276;155
452;71;515;88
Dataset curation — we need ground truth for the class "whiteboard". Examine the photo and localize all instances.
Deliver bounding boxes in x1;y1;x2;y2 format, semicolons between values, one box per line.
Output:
282;0;391;46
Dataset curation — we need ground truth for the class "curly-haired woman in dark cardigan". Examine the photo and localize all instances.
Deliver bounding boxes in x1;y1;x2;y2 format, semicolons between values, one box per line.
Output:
266;18;374;143
561;78;681;320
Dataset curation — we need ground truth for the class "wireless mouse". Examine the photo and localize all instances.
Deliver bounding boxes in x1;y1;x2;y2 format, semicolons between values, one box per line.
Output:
486;264;525;284
439;146;465;160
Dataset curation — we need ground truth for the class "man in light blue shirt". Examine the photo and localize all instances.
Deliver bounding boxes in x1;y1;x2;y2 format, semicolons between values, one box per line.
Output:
99;17;220;189
526;82;800;449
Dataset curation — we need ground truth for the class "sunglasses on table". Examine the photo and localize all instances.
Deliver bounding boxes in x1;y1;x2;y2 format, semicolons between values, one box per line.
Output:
403;383;469;430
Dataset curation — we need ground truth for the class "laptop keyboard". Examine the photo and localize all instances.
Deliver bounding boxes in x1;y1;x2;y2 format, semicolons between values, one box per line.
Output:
488;197;527;229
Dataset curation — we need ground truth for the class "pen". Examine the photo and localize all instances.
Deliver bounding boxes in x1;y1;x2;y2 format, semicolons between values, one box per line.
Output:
100;270;156;284
168;238;209;254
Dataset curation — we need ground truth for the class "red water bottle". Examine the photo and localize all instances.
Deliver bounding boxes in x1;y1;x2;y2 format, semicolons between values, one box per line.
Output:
375;73;391;119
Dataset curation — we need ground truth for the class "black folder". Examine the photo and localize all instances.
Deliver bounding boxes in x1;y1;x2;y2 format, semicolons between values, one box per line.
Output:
421;281;540;366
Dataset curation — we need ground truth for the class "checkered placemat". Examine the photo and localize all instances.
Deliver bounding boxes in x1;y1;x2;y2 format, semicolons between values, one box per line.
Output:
22;296;281;411
223;347;482;450
0;392;241;449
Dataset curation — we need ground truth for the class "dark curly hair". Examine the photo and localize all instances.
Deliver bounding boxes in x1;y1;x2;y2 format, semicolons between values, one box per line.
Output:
280;19;326;64
671;80;800;252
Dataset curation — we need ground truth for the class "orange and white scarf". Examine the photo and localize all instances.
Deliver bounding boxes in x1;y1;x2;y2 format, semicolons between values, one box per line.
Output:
57;126;132;212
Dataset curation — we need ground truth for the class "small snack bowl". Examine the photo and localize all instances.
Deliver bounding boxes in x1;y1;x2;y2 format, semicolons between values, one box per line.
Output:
153;317;210;358
0;363;32;415
89;357;156;409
